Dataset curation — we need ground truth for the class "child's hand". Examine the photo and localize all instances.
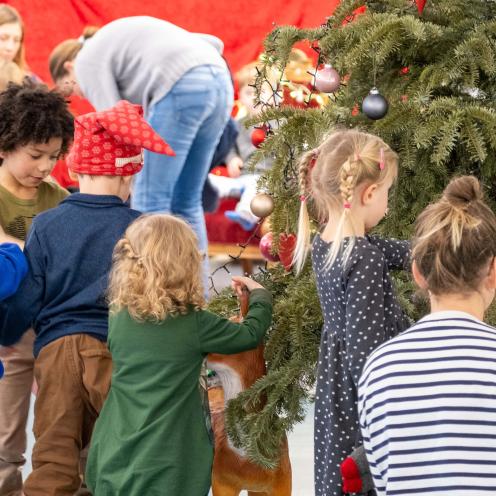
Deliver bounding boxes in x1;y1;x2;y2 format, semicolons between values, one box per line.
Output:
231;276;264;296
227;157;243;178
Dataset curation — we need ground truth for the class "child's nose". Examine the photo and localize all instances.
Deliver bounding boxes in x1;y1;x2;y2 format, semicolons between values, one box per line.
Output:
38;157;53;174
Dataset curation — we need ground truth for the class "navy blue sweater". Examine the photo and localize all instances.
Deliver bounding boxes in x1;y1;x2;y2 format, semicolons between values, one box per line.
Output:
0;194;140;356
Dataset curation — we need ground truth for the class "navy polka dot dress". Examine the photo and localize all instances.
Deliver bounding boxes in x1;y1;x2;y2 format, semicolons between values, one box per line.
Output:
312;235;411;496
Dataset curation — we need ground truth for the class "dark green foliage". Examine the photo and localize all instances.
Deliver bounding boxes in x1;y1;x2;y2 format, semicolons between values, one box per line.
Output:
209;0;496;467
210;265;322;468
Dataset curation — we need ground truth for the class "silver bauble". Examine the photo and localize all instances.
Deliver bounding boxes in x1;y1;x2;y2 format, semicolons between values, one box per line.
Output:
362;87;389;120
250;193;275;218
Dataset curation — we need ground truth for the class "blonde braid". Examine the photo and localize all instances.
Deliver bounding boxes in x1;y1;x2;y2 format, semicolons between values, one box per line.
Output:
298;150;314;199
324;153;361;270
293;148;319;274
339;155;360;210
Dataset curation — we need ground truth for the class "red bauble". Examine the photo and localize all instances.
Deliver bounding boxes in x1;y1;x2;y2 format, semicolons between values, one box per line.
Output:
251;127;266;148
278;233;297;271
314;64;341;93
415;0;426;14
259;232;280;262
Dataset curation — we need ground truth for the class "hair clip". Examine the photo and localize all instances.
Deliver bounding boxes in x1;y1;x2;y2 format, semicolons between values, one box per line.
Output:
344;202;352;209
379;148;385;170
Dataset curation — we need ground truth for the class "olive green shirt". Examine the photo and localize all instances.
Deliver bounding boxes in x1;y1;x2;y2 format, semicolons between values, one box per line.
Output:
0;181;68;241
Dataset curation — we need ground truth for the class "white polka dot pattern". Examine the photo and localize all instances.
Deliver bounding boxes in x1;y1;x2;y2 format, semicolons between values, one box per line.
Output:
311;235;411;495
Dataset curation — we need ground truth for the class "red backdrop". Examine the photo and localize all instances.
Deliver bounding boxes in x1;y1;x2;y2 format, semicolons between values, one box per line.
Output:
4;0;339;187
5;0;339;83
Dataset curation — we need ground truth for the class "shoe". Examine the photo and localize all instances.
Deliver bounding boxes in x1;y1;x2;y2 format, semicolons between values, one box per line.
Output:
225;211;257;231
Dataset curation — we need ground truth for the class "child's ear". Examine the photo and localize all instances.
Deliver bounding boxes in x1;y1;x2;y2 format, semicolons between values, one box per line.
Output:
412;260;428;290
68;168;78;181
360;183;378;206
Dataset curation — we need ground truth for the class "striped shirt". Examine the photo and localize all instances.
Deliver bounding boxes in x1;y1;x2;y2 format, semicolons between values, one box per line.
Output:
358;311;496;496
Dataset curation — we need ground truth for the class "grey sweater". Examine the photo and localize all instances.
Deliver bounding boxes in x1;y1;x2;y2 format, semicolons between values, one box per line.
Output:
75;16;227;113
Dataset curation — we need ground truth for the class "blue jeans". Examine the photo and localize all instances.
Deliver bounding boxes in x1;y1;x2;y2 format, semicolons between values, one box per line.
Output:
132;65;233;261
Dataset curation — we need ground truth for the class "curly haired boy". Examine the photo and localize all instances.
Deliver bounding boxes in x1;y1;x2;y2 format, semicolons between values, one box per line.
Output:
0;79;73;495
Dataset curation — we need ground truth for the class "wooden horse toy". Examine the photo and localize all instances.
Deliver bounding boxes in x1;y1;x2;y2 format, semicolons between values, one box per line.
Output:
207;289;292;496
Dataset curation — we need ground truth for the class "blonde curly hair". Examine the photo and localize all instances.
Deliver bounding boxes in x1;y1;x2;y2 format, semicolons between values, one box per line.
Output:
108;214;206;322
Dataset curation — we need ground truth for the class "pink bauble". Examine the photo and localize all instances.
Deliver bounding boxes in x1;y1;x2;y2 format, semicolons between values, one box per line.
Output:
314;64;341;93
259;232;280;262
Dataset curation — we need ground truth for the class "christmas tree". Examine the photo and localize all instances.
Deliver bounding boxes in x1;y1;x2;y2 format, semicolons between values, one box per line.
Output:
210;0;496;467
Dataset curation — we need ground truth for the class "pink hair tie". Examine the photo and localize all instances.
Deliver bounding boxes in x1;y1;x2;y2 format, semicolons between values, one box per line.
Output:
310;151;318;169
379;148;385;170
354;152;361;162
300;195;307;202
344;202;352;209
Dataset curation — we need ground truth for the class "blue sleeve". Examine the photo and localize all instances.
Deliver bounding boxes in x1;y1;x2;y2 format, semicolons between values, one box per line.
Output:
0;230;45;346
0;243;27;300
367;236;411;271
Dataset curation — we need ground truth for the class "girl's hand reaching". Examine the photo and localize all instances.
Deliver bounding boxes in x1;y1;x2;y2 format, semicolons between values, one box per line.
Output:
231;276;264;297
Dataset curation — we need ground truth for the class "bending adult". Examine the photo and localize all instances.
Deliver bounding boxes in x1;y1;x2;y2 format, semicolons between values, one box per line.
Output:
49;16;234;263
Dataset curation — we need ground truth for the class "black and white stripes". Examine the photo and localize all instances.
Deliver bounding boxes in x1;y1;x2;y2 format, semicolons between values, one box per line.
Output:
358;311;496;495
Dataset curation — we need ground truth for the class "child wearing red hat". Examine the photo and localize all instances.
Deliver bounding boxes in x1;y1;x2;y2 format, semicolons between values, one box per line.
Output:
0;99;173;495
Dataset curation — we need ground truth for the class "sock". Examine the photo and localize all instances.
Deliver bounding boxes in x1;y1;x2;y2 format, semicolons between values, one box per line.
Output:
225;211;257;231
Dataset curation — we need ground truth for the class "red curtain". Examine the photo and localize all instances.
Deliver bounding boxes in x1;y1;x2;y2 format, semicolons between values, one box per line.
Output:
5;0;339;187
6;0;339;83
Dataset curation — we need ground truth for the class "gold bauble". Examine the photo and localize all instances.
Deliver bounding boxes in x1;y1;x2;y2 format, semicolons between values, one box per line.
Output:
250;193;275;218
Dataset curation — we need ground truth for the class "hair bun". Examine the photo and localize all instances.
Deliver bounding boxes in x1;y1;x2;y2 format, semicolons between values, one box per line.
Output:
444;175;482;208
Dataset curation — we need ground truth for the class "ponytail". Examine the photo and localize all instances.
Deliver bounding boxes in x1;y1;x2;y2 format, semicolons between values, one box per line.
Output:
80;26;99;41
49;26;99;83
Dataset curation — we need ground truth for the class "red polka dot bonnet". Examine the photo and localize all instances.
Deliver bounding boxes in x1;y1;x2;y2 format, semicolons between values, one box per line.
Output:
66;100;175;176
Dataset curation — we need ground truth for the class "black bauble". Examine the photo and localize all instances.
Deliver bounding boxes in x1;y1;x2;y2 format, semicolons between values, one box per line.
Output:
362;87;389;120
